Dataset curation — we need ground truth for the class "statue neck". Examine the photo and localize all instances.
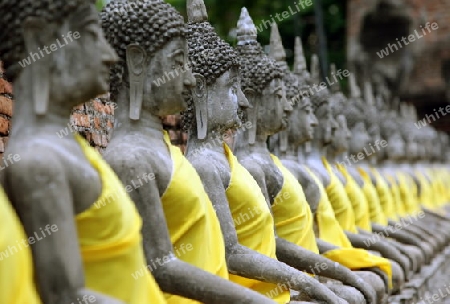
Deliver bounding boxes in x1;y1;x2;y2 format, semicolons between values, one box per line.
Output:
10;73;76;138
113;86;164;140
283;142;299;161
185;127;226;156
234;126;271;155
305;139;325;162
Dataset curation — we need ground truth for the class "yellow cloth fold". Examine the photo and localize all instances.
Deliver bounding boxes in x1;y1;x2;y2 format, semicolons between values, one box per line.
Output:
158;132;229;303
322;248;392;288
305;167;392;288
336;164;372;232
74;134;166;304
358;168;388;225
224;145;290;304
371;169;398;221
0;186;42;304
271;154;319;254
322;158;357;233
386;176;406;218
396;173;420;216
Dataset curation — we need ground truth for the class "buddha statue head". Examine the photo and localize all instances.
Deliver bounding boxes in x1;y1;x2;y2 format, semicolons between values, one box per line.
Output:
235;8;292;144
378;99;405;163
269;23;317;152
341;74;372;158
397;103;420;162
328;64;350;157
181;0;247;140
0;0;117;114
101;0;195;121
308;54;337;148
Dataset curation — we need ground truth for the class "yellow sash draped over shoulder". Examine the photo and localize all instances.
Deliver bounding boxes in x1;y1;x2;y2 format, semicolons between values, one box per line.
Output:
0;187;42;304
370;169;398;221
270;154;319;254
386;176;406;218
305;167;392;288
415;171;434;209
224;145;290;304
358;168;388;225
74;134;166;304
158;132;229;303
397;173;420;216
322;158;357;233
336;164;372;232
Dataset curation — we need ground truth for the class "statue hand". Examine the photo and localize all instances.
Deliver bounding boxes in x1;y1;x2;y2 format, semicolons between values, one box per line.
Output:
353;277;377;304
77;288;125;304
291;275;349;304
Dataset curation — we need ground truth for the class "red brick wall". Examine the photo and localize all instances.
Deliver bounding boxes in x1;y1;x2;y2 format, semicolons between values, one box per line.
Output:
162;114;187;153
0;63;13;158
347;0;450;97
71;95;115;153
347;0;450;133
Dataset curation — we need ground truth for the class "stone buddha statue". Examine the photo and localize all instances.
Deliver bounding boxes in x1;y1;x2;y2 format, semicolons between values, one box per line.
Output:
267;24;382;304
0;0;165;303
101;1;275;303
181;3;358;303
297;58;416;295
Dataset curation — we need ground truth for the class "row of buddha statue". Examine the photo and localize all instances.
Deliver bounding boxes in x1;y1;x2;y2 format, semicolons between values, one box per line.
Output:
0;0;449;303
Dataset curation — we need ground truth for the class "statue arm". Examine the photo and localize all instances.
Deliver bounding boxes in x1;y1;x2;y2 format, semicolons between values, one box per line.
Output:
316;239;340;253
116;162;269;304
193;163;345;304
275;238;377;304
4;155;123;304
345;231;409;279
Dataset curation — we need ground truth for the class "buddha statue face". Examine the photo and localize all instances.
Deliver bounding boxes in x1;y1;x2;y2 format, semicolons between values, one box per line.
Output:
348;122;370;155
257;77;292;135
385;132;405;161
330;115;351;155
141;37;194;116
183;11;246;138
312;96;337;146
207;67;248;130
0;0;117;113
101;0;193;119
287;98;317;145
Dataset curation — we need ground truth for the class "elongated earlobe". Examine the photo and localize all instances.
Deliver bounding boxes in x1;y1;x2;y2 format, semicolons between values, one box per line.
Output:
193;74;207;139
126;44;147;120
279;130;288;153
22;17;55;116
244;88;257;145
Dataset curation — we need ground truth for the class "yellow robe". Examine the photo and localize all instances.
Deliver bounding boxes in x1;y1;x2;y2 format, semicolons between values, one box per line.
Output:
396;173;420;216
371;169;398;221
322;158;357;233
386;176;406;218
271;154;319;253
336;164;372;232
358;168;388;225
305;167;392;287
74;134;166;303
224;145;290;304
0;187;42;304
159;132;229;303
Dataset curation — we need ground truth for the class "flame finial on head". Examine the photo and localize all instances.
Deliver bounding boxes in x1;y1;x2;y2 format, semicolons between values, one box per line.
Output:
294;36;307;75
269;22;285;62
237;7;257;45
329;63;341;93
187;0;208;23
310;54;320;83
349;72;361;98
364;80;374;105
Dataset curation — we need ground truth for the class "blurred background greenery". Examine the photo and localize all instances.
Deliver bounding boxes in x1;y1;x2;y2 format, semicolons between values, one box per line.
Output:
96;0;347;86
